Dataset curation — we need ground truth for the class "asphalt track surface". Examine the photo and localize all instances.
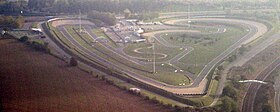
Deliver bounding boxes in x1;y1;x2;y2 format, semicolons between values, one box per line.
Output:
49;17;267;95
274;75;280;112
146;18;266;88
242;57;280;112
208;32;280;107
55;22;206;94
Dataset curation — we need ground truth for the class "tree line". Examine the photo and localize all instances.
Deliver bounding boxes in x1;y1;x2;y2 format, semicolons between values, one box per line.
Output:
0;16;24;29
87;10;116;26
124;9;159;21
1;0;279;15
27;0;170;14
0;1;27;15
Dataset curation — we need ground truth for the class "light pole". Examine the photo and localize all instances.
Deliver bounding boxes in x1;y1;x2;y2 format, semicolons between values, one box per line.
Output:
194;45;197;67
187;3;192;28
79;9;82;33
153;39;156;74
276;0;280;28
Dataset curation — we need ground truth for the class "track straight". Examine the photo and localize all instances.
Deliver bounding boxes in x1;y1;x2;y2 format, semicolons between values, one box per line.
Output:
242;57;280;112
49;17;266;95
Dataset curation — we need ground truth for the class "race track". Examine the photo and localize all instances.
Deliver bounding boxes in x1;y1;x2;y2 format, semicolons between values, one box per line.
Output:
45;15;268;95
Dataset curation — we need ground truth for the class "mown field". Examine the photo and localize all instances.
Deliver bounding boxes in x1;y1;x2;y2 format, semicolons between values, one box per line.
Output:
61;25;191;86
0;37;172;112
161;25;247;75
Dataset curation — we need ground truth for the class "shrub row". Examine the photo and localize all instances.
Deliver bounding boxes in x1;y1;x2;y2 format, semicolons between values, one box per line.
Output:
18;35;51;53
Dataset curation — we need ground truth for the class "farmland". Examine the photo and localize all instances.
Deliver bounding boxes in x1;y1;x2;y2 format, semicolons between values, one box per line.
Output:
0;37;172;112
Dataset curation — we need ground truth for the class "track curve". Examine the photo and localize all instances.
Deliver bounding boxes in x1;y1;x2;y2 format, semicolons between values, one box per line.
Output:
46;16;268;95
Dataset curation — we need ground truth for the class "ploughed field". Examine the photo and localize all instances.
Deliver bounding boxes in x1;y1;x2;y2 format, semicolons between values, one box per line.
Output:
0;37;172;112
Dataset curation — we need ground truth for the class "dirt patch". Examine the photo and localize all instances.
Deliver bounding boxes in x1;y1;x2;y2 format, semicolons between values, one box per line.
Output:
51;19;94;27
0;37;172;112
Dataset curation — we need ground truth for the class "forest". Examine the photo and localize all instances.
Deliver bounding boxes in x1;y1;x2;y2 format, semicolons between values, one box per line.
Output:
1;0;277;15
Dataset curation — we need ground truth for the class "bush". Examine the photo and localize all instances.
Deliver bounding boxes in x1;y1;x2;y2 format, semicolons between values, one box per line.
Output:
124;9;131;19
90;19;105;27
87;10;116;26
19;36;28;42
151;97;159;104
31;41;45;51
138;12;159;21
144;96;150;100
262;104;272;112
100;75;106;80
220;96;237;112
222;84;237;100
0;16;24;29
70;57;78;66
217;65;224;71
214;75;221;81
228;54;237;62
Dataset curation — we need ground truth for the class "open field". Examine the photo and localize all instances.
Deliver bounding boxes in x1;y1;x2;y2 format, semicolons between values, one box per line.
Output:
123;42;182;62
162;25;247;74
63;25;191;86
42;15;269;102
0;37;172;112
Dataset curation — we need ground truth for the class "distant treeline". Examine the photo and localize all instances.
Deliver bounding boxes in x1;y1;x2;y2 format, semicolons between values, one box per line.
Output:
87;10;116;26
0;16;24;29
0;0;278;15
27;0;170;14
25;0;280;13
0;1;27;15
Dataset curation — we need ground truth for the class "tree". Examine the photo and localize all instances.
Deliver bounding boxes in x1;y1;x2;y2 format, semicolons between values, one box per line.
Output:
28;0;55;9
19;36;28;42
217;65;224;71
124;8;131;19
239;45;246;55
70;57;78;66
262;104;272;112
53;0;69;13
13;16;24;28
225;9;232;15
138;12;159;21
87;10;116;26
214;75;221;81
222;84;237;100
228;54;237;62
220;96;237;112
0;16;24;29
181;34;187;38
244;64;254;74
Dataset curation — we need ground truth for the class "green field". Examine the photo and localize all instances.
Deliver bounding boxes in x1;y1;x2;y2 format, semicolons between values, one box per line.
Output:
160;25;247;75
124;24;246;75
61;25;191;86
123;42;182;62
